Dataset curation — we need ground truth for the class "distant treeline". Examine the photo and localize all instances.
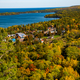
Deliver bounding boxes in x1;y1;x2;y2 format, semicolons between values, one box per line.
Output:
0;5;80;16
0;9;56;15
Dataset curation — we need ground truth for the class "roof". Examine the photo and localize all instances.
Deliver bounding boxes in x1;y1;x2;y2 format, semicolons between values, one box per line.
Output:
62;30;65;33
16;33;26;38
8;35;11;37
11;34;15;36
48;27;51;29
41;40;44;41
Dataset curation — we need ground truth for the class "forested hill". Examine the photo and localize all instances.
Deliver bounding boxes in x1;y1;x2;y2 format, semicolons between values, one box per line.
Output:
0;5;80;15
45;5;80;18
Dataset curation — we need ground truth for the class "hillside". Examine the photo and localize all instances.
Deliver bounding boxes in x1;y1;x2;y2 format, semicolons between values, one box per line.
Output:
0;5;80;80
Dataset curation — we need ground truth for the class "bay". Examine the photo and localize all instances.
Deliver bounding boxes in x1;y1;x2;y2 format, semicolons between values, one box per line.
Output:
0;8;59;28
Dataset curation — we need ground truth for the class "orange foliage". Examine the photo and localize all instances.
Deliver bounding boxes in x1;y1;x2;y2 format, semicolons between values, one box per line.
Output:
29;64;36;71
50;66;54;69
19;67;30;75
66;25;69;30
37;54;40;59
15;56;17;58
25;68;30;75
45;67;49;74
41;61;44;63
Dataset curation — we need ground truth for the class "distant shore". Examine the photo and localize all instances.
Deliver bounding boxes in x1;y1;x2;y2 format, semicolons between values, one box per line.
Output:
0;10;55;16
0;6;79;16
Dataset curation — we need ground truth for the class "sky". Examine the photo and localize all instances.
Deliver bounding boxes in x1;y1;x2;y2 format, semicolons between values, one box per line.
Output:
0;0;80;8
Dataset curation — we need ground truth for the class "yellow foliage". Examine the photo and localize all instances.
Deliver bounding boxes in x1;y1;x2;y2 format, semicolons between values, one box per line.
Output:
70;59;78;67
29;73;41;80
17;28;19;31
22;63;28;68
66;25;69;30
55;65;62;69
75;25;78;29
58;46;61;53
14;25;18;27
43;73;46;79
62;66;79;79
67;30;70;34
72;19;75;22
65;76;75;80
21;51;25;54
25;68;30;75
71;29;79;33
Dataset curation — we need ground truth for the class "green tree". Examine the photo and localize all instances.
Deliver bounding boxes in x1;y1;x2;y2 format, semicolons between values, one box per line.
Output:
65;46;80;59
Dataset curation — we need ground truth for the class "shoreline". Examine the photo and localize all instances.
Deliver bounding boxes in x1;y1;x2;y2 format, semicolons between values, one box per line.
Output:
0;12;58;28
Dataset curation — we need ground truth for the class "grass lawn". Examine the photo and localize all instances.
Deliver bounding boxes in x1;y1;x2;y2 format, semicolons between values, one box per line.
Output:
54;35;60;38
41;35;60;39
41;36;48;39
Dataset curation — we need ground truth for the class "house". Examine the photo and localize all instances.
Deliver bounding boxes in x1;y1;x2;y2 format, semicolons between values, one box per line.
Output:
62;30;65;33
16;33;26;39
11;34;15;37
44;27;57;35
16;33;26;42
51;31;55;33
8;35;11;37
50;28;57;33
41;39;44;43
61;30;65;35
8;34;15;37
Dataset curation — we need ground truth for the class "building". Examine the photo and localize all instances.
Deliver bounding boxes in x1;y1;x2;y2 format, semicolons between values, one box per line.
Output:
62;30;65;33
61;30;65;35
8;35;11;37
41;39;44;43
11;34;15;37
16;33;26;39
16;33;26;42
7;34;15;37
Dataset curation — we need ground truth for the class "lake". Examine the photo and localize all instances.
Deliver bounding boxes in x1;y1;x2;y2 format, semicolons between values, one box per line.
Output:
0;8;59;28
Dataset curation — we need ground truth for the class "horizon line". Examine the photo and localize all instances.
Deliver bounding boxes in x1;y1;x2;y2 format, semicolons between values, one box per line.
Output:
0;6;69;9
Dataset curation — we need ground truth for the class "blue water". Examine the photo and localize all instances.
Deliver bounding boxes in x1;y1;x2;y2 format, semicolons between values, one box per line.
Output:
0;8;59;28
0;7;60;13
